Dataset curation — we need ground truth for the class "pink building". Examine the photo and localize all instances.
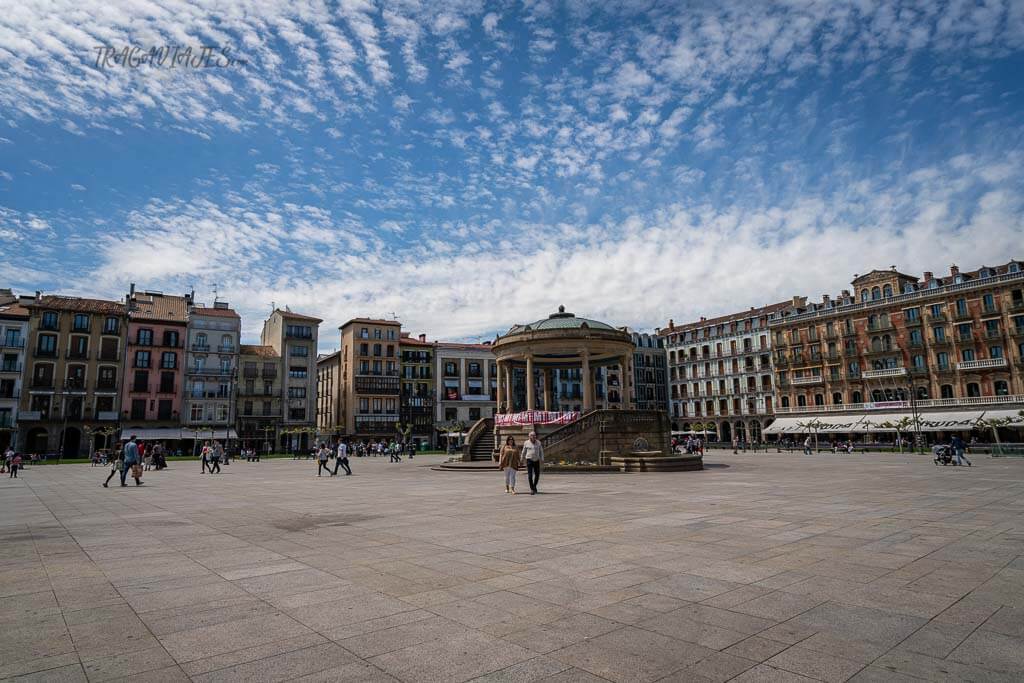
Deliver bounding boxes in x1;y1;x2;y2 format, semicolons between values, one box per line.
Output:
120;287;190;442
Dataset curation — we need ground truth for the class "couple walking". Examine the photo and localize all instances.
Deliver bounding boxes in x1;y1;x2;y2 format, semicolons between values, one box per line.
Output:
316;441;352;476
103;435;143;487
498;431;543;495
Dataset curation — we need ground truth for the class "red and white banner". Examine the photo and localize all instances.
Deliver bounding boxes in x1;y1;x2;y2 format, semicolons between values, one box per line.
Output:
495;411;580;427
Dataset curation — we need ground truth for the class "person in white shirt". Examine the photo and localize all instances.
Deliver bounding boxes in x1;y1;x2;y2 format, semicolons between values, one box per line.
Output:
521;431;544;495
332;440;351;476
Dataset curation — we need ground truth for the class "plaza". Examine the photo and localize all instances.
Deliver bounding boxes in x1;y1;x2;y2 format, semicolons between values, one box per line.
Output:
2;453;1024;681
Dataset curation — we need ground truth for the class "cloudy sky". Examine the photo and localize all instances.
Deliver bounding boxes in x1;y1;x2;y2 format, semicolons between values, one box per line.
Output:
1;0;1023;347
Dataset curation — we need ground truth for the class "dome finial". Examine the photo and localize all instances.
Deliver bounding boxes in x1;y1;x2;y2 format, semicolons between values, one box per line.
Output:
558;304;565;313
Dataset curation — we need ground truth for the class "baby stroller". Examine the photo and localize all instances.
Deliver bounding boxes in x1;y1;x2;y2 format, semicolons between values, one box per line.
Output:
933;444;954;466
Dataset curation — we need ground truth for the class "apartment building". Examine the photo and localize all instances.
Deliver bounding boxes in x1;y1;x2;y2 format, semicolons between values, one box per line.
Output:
0;291;31;450
18;295;127;456
321;318;402;441
767;262;1024;436
661;302;795;443
236;344;283;451
400;332;435;446
183;302;240;439
260;308;320;450
630;331;669;412
120;287;189;439
435;342;497;427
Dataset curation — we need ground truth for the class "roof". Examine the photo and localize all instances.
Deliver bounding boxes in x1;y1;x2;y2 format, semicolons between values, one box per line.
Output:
190;306;240;319
340;317;401;328
239;344;279;358
436;341;494;351
659;301;792;336
27;295;125;315
129;293;189;323
502;306;617;337
273;308;322;323
401;336;434;348
0;302;30;319
851;269;919;284
317;350;341;365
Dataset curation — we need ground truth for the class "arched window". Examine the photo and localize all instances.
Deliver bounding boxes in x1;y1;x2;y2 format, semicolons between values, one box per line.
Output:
852;391;862;403
917;386;929;400
882;284;893;298
872;390;885;402
941;384;954;399
832;392;843;405
861;289;869;302
966;383;981;397
882;334;892;350
871;287;881;300
781;396;790;408
814;394;824;406
868;314;877;327
871;336;882;352
995;380;1009;396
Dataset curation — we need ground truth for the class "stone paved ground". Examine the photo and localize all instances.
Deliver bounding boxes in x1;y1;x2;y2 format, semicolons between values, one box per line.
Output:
2;452;1024;682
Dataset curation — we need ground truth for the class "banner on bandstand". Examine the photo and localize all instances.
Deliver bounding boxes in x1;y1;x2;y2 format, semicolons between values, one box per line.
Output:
495;411;580;427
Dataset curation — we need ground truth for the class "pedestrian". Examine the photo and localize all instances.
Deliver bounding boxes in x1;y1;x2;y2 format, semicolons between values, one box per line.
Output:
951;434;972;467
209;442;222;474
521;431;544;495
498;436;521;494
316;443;331;476
407;440;416;459
102;450;124;488
803;436;812;455
332;440;351;476
8;452;22;478
390;442;401;463
143;442;153;471
200;441;211;473
120;435;143;486
2;445;13;473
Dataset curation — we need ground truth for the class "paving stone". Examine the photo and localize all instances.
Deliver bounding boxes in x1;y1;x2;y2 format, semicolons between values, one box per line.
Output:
548;625;713;682
947;628;1024;674
766;645;865;682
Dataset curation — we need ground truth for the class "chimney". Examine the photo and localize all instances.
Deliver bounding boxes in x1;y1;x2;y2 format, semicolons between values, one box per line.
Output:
35;291;42;301
950;264;959;277
822;294;830;305
923;271;933;282
419;333;426;342
668;319;674;330
700;316;706;322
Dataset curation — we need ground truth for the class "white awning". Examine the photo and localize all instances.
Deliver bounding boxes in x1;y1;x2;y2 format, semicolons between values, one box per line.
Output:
763;417;808;435
120;427;184;440
916;411;985;431
978;408;1024;422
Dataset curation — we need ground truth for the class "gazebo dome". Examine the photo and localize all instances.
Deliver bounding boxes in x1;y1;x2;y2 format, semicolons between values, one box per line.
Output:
503;306;617;337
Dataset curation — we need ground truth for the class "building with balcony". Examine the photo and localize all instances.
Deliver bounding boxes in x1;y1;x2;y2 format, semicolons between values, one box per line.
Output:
183;302;240;440
400;332;435;447
766;262;1024;440
630;331;669;413
236;344;283;452
660;301;797;444
17;294;127;456
260;308;321;451
0;291;31;451
319;317;400;442
119;285;190;444
434;342;497;430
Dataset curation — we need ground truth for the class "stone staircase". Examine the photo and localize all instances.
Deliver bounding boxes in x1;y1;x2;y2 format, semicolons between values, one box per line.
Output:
463;418;496;462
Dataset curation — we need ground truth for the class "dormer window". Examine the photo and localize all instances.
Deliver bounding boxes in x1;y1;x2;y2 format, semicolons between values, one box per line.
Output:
1010;263;1020;274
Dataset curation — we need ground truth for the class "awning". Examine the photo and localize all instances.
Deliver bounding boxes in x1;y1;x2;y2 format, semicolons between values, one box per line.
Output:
916;411;986;431
120;427;184;440
763;417;809;435
182;428;238;440
978;408;1024;422
768;409;1020;435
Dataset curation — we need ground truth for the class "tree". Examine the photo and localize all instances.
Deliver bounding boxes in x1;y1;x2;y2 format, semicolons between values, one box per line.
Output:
796;418;824;452
974;414;1023;457
394;421;413;444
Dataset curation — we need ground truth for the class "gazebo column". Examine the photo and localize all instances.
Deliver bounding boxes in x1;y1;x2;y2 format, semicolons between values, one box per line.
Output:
504;362;513;412
526;355;536;410
542;368;552;411
621;354;632;408
581;352;593;412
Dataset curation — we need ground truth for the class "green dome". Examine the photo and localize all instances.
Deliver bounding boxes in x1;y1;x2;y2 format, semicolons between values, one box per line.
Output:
503;306;617;336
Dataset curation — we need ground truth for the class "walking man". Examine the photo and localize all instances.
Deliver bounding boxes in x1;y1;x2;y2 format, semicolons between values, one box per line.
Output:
951;434;972;467
2;445;13;473
8;452;21;478
120;435;143;486
209;442;222;474
521;431;544;495
803;436;813;455
332;440;351;476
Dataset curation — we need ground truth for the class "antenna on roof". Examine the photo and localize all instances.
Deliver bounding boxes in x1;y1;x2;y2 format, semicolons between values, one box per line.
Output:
388;312;398;320
210;283;219;303
271;301;275;315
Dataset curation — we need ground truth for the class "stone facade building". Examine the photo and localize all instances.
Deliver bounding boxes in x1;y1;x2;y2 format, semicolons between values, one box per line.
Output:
630;331;669;413
0;291;31;450
661;302;795;443
261;309;320;451
767;262;1024;435
236;344;283;452
19;295;126;456
435;342;497;427
183;303;240;440
120;287;189;437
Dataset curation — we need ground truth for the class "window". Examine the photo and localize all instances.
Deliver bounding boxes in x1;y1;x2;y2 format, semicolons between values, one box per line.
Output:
160;352;177;369
995;380;1009;396
445;408;457;421
159;371;175;393
73;314;90;331
157;400;173;420
100;337;119;360
860;289;869;302
97;366;116;389
285;325;312;339
290;346;309;357
851;391;862;403
137;328;153;345
989;346;1003;359
37;334;57;355
133;370;148;392
289;366;307;378
905;308;920;322
190;404;203;421
797;395;806;407
933;326;946;342
131;399;146;420
912;354;925;368
373;328;382;339
937;351;950;368
359;328;368;339
983;293;995;311
163;330;179;347
288;387;306;398
882;284;893;298
359;398;369;413
134;350;151;368
961;348;975;362
373;343;382;356
469;407;481;421
956;299;968;316
103;316;119;334
41;311;58;329
444;361;459;376
966;383;981;398
871;287;881;300
70;336;88;358
243;400;253;415
832;392;843;405
909;329;923;345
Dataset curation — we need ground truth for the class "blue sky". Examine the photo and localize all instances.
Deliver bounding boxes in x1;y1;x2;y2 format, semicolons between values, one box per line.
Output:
1;0;1023;347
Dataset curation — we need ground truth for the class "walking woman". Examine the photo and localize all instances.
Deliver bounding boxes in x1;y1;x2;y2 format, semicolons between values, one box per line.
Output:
102;449;124;488
498;436;521;494
316;443;332;476
200;441;211;473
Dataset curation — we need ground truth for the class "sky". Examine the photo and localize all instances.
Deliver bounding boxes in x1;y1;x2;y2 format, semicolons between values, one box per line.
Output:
1;0;1023;349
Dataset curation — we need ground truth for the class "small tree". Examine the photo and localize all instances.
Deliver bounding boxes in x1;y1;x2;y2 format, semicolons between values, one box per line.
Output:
394;421;413;444
796;418;823;452
974;414;1023;457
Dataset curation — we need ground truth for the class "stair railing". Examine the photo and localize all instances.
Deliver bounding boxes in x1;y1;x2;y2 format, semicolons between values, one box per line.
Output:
462;417;495;462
